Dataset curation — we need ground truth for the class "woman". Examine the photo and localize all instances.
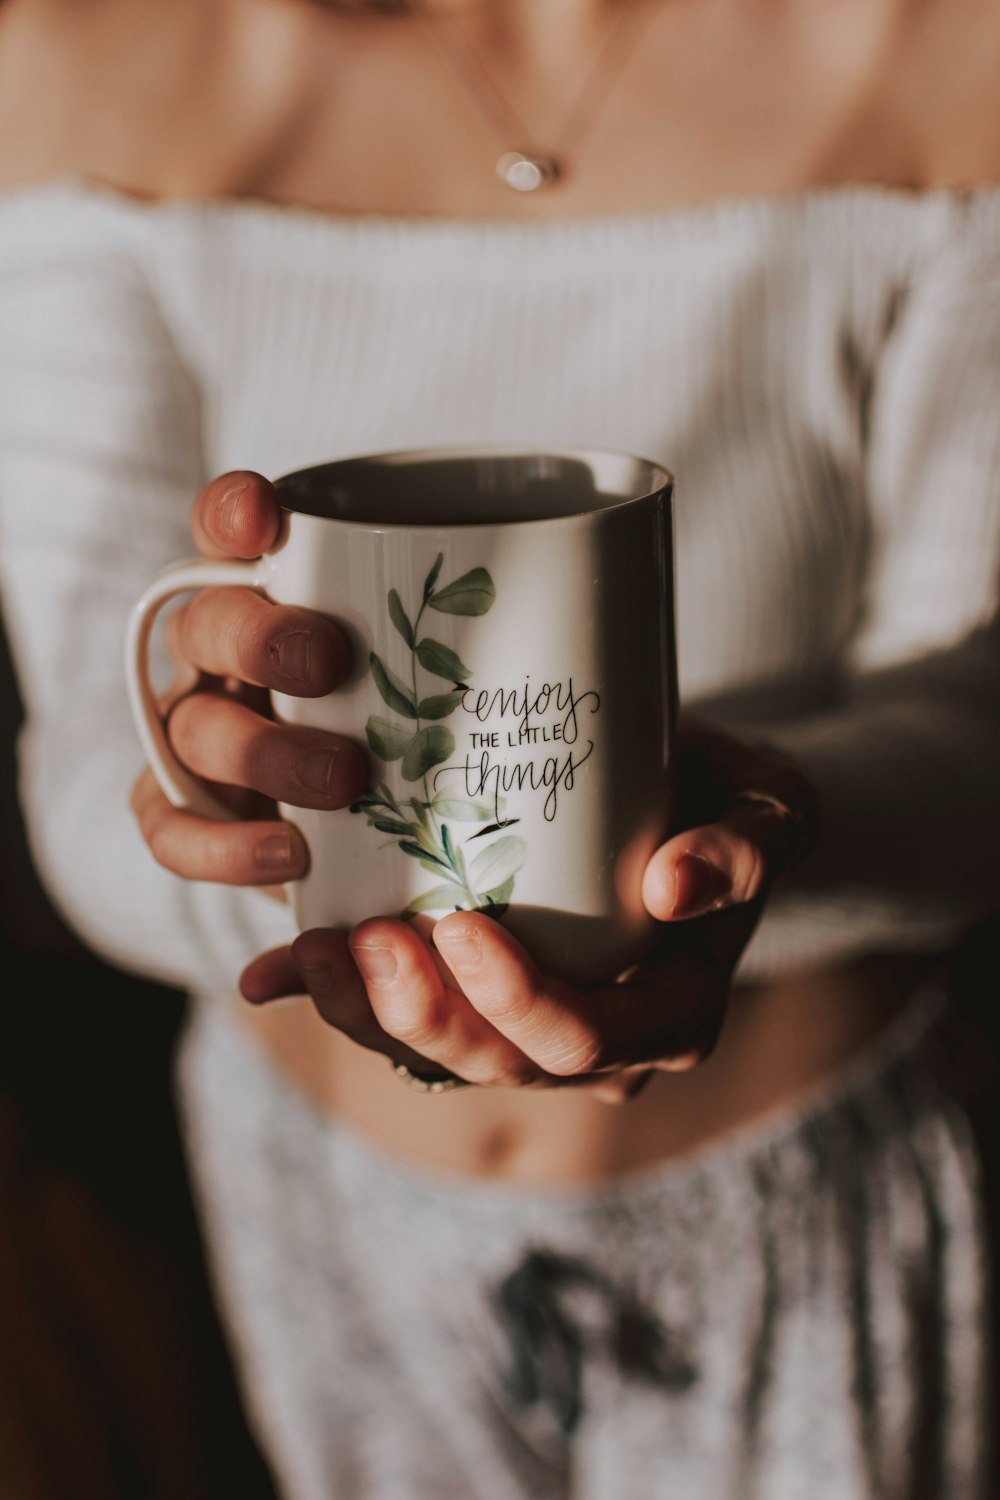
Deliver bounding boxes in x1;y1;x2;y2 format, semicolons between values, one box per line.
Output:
0;0;998;1494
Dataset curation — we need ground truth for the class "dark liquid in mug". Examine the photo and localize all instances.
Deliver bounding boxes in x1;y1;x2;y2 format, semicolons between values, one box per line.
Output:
277;451;664;528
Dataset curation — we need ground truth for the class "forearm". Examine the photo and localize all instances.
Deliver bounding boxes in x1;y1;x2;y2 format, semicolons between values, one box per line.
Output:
730;634;1000;977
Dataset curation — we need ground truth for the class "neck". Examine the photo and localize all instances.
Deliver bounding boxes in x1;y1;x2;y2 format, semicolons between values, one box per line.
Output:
419;0;646;144
422;0;633;62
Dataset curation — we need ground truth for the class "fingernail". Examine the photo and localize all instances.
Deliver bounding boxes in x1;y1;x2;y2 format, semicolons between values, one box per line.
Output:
436;926;481;971
298;962;334;996
671;854;731;919
299;750;335;796
351;944;397;985
220;484;248;537
256;832;296;872
278;630;312;684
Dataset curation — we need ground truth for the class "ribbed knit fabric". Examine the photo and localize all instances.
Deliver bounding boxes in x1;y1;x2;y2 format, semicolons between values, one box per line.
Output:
1;178;999;993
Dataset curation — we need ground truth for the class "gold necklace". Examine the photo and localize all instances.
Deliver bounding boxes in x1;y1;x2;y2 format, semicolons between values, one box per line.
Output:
424;1;651;192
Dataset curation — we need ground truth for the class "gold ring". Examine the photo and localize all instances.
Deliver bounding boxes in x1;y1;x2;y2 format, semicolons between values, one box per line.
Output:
728;787;815;861
729;786;803;823
390;1061;472;1094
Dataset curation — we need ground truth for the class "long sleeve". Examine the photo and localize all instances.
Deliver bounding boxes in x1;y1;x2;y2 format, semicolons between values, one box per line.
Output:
0;191;295;993
740;215;1000;976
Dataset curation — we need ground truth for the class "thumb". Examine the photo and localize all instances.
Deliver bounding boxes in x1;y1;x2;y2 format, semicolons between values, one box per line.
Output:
642;792;812;922
191;470;281;560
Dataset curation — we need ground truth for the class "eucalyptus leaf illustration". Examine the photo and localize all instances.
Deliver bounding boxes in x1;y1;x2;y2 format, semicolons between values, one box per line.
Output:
370;653;417;718
401;725;455;782
430;795;505;821
404;883;468;915
418;689;466;721
469;835;527;890
428;567;496;616
440;824;456;866
481;876;515;912
422;552;444;600
388;589;415;647
399;840;450;869
370;817;415;837
415;638;471;684
352;560;525;918
365;716;414;761
350;789;397;815
412;824;442;856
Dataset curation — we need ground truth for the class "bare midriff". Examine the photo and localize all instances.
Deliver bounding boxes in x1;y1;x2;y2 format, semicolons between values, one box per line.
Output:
234;958;927;1186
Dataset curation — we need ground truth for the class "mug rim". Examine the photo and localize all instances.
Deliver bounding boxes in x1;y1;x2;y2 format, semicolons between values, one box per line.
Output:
274;445;673;531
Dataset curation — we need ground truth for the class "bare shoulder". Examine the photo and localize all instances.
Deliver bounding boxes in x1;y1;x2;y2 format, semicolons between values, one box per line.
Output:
884;0;1000;187
0;0;320;197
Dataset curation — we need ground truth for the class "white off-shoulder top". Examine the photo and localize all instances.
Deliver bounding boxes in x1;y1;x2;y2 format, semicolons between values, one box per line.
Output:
1;179;999;993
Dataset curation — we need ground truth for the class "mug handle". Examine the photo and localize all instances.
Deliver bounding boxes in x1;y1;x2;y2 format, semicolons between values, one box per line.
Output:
125;557;268;819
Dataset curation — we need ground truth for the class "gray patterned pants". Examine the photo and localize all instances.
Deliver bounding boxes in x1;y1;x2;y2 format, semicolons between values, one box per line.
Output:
176;988;994;1500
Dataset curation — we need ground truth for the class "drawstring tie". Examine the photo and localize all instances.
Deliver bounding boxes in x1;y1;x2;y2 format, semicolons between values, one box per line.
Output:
493;1248;696;1436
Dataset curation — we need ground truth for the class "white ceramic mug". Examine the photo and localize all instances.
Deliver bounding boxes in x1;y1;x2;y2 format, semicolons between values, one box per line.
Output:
127;448;676;982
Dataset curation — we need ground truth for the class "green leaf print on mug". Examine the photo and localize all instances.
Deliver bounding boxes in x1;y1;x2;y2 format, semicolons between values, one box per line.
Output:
415;638;471;684
351;559;527;918
388;588;415;648
369;654;417;718
469;835;527;892
404;882;470;914
427;567;496;616
417;690;466;720
401;726;456;782
365;716;413;761
430;794;505;821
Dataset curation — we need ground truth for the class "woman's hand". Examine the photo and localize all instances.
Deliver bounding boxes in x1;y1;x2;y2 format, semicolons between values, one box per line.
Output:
130;472;368;891
241;720;818;1101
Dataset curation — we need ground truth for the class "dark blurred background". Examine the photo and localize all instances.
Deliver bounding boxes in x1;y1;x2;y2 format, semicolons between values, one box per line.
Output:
0;610;278;1499
1;598;997;1497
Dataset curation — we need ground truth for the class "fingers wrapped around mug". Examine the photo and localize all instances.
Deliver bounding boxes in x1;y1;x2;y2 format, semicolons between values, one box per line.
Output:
129;468;367;886
167;585;351;699
427;911;730;1075
130;767;310;885
242;911;735;1088
190;470;283;560
642;719;819;923
165;695;367;812
183;471;351;694
241;925;537;1088
236;718;820;1091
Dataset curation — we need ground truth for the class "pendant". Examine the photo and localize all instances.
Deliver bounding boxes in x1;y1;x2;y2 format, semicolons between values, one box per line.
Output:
496;151;562;193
